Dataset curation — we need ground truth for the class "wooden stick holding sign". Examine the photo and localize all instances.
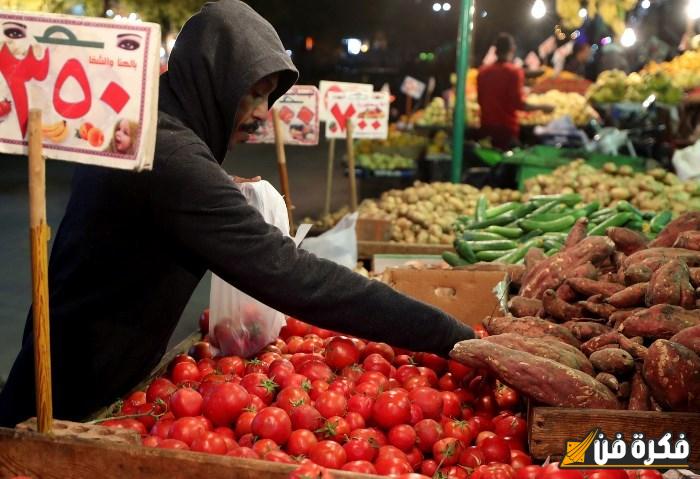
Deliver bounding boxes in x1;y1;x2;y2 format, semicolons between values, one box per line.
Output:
405;96;413;118
345;119;358;212
28;109;53;434
272;108;295;231
324;139;335;217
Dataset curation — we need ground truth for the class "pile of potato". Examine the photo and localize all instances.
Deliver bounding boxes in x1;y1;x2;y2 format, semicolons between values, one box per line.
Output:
359;181;521;244
524;160;700;214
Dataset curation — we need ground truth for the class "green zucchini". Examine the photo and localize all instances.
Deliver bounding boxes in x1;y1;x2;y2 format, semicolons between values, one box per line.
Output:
588;212;635;236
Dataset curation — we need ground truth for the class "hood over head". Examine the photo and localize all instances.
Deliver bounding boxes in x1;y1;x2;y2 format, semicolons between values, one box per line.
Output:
158;0;298;162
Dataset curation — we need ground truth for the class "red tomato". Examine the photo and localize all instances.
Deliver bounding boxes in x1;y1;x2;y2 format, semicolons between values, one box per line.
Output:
325;337;360;370
193;415;213;431
280;373;311;391
126;391;147;406
199;309;210;334
248;395;265;412
495;382;520;411
494;415;528;440
315;391;347;418
344;436;377;462
237;433;255;448
516;465;543;479
344;411;366;431
150;418;174;439
227;446;258;458
268;359;295;385
354;381;381;398
171;362;201;384
471;464;517;479
191;431;228;455
217;356;245;377
284;318;311;337
363;342;395;362
286;336;304;354
395;355;415;367
375;457;413;476
340;364;364;382
409;403;424;425
351;428;388;448
169;388;203;418
289;404;324;431
433;437;463;466
358;371;389;388
417;367;439;387
234;411;256;438
510;449;532;470
409;387;443;419
416;353;447;375
454;388;476;405
586;471;629;479
502;435;526;452
300;335;324;354
441;466;470;479
469;416;494;435
406;446;424;469
362;353;393;378
240;373;277;404
158;438;190;450
373;390;412;429
275;387;311;413
170;354;196;368
441;391;462;418
264;449;295;464
476;393;498;417
288;462;333;479
100;418;146;435
310;326;334;339
342;460;377;474
244;359;268;376
142;435;160;448
421;459;439;477
298;360;333;383
317;416;350;442
625;471;663;479
396;365;421;383
414;419;444;453
388;424;417;452
310;440;347;469
537;463;584;479
459;446;486;468
170;417;206;446
403;375;432;391
309;379;330;401
214;426;235;440
201;382;250;427
251;407;292;445
448;360;474;382
348;394;374;420
439;373;459;391
286;429;318;456
146;378;177;403
252;438;279;457
480;436;511;464
443;419;473;444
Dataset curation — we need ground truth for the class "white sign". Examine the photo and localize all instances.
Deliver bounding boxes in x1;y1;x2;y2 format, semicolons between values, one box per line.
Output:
325;91;390;140
247;85;319;146
400;76;426;100
0;11;161;171
319;80;372;122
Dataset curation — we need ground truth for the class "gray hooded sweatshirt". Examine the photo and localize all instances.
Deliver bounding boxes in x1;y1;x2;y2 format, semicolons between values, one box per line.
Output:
0;0;473;426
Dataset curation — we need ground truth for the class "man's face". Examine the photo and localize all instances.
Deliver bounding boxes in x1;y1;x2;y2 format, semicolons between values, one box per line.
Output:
229;73;279;148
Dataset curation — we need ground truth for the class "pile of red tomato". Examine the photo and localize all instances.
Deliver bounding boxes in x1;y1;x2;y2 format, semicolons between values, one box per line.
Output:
99;312;664;479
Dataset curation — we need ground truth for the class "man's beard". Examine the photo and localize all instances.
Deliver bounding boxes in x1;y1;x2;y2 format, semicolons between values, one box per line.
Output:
239;120;262;134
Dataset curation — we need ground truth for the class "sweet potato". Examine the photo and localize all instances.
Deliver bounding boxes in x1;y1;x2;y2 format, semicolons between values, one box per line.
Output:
642;339;700;412
450;340;621;409
596;372;619;392
589;348;635;376
607;227;649;255
617;334;648;361
482;315;581;347
670;325;700;355
525;247;547;271
617;381;631;400
645;259;695;309
542;290;585;322
520;237;615;299
624;264;653;286
673;231;700;251
580;300;617;319
563;262;599;281
581;331;620;356
563;321;613;341
628;365;650;411
483;333;594;376
620;304;700;339
508;296;543;318
607;283;648;309
557;283;578;302
649;212;700;248
565;218;589;250
609;308;645;330
689;268;700;288
613;251;628;270
624;248;700;269
567;278;625;298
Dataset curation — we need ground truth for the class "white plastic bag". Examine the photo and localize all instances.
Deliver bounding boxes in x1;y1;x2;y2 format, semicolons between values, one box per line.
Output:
209;180;291;358
673;140;700;182
301;212;359;270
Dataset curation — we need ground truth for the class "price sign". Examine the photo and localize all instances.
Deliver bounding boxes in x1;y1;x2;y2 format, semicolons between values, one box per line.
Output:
247;85;320;146
400;76;426;100
325;91;390;140
318;80;372;122
0;11;160;170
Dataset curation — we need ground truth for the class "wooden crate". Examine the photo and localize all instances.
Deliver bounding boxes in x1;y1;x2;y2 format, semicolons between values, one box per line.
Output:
355;217;449;259
528;407;700;470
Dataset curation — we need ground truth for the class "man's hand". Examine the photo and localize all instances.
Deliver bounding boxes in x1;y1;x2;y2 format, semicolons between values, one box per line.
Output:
232;175;262;183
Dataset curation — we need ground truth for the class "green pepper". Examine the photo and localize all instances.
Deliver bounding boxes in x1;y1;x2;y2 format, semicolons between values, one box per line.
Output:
529;193;582;207
485;225;523;239
476;249;516;262
475;196;489;222
464;240;519;252
519;228;544;243
455;240;477;263
588;212;635;236
461;231;508;241
520;215;576;233
497;238;545;264
485;202;520;219
442;251;470;267
650;211;673;233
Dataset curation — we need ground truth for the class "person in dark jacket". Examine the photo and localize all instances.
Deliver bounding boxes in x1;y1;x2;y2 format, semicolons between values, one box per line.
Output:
0;0;474;427
564;42;591;78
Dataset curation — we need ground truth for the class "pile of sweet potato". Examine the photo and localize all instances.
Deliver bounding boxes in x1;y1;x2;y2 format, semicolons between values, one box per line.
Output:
451;212;700;412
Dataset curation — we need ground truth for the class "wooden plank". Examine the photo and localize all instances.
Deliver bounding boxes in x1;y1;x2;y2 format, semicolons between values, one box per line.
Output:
529;407;700;469
16;418;139;446
358;240;447;258
0;427;381;479
355;217;392;242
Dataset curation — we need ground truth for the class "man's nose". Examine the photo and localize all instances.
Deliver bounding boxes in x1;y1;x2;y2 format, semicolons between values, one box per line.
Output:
253;103;268;121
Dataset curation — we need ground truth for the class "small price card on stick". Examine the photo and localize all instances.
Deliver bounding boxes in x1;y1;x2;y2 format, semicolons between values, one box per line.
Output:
247;85;320;146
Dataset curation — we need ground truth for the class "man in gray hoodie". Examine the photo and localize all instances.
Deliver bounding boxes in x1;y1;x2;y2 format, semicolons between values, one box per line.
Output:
0;0;474;426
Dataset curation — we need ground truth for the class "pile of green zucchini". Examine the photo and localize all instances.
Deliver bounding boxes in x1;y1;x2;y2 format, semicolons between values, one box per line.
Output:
442;194;673;267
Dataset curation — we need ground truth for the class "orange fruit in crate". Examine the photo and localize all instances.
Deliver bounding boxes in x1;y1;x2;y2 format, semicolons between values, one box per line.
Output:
79;122;94;140
88;127;104;147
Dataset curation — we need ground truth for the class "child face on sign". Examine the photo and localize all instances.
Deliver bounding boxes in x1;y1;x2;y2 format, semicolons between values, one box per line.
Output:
114;119;132;153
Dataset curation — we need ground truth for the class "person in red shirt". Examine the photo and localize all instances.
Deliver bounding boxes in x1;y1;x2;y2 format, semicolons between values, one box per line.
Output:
477;33;553;150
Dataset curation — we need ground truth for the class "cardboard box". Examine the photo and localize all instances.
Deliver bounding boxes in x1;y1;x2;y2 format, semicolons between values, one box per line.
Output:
372;254;445;274
386;268;509;328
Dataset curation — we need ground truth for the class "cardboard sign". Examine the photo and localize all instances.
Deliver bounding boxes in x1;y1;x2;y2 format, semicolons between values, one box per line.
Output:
318;80;372;122
325;91;389;140
400;76;426;100
0;12;160;171
247;85;319;146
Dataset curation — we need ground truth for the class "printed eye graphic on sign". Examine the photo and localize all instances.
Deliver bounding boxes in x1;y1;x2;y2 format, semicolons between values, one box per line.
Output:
116;33;141;51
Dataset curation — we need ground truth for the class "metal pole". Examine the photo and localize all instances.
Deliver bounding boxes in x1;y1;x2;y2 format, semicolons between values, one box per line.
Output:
451;0;474;183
